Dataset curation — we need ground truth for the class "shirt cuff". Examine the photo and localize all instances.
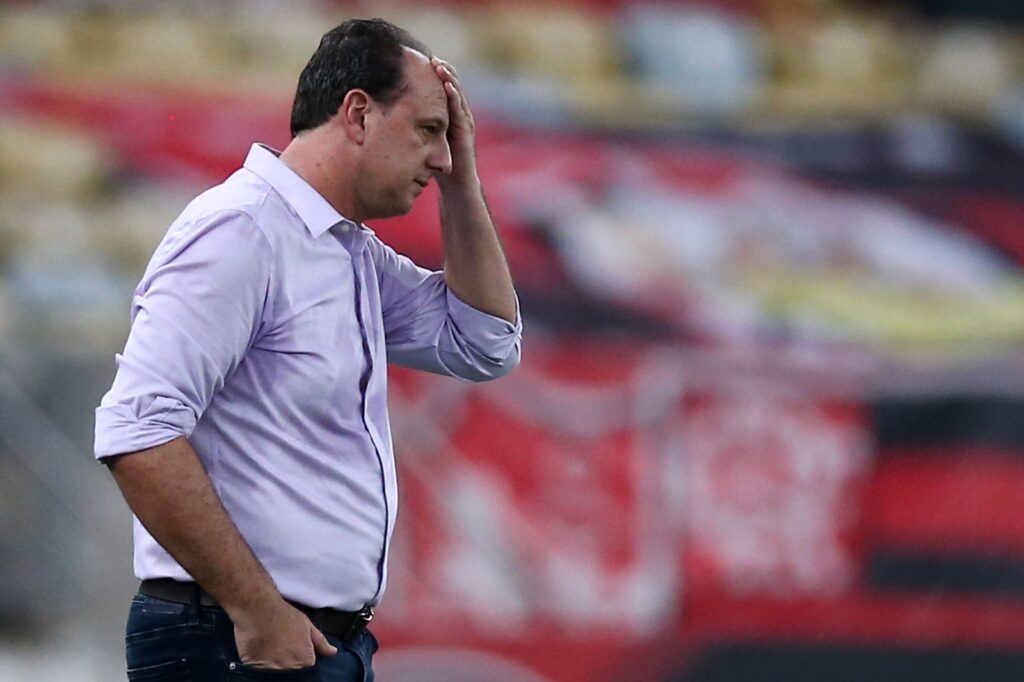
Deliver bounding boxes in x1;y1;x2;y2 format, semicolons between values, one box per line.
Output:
445;289;522;361
94;397;197;460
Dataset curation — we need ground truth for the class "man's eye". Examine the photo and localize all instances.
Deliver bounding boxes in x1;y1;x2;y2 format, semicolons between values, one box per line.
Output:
421;125;439;136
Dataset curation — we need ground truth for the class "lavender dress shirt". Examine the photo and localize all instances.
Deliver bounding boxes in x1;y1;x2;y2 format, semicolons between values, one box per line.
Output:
94;144;522;610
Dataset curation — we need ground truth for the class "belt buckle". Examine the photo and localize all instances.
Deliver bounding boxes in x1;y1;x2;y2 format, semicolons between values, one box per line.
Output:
344;605;374;642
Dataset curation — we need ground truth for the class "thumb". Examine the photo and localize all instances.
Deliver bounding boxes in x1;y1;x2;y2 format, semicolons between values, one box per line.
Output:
310;624;338;657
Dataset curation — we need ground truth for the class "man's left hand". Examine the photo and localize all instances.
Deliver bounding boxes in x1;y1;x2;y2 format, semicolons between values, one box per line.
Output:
431;57;479;191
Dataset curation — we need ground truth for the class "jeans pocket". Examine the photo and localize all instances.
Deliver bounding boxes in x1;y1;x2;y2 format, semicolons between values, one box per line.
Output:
226;662;315;679
127;658;190;680
126;595;195;645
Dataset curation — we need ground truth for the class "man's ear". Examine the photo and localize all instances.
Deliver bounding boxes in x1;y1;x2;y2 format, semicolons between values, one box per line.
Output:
339;89;372;144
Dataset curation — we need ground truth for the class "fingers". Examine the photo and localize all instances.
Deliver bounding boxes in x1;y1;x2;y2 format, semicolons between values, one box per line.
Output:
310;624;338;657
429;56;478;184
431;56;460;81
431;58;467;102
431;58;474;130
444;81;463;115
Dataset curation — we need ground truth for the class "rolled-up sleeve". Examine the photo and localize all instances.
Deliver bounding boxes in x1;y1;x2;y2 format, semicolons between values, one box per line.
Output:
94;211;272;459
371;236;522;381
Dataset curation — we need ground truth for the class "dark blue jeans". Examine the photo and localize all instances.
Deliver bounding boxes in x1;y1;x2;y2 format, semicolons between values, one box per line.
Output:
125;592;377;681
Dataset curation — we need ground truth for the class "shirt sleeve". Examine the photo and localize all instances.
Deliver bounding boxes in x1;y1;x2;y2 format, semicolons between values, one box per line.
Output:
368;235;522;382
94;211;272;460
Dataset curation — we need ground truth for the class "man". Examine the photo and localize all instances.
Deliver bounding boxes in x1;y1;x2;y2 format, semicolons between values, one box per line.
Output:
94;18;521;681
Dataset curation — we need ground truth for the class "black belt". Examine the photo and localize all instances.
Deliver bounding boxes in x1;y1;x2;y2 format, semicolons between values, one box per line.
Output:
139;579;374;642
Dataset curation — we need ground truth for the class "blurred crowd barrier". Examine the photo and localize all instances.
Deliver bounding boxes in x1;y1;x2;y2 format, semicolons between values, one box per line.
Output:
2;0;1024;680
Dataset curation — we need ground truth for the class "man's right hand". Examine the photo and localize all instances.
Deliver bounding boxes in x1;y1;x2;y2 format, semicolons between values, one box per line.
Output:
233;598;338;670
109;440;339;671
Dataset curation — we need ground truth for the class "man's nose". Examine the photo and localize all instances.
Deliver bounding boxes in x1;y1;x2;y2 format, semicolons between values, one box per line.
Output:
427;139;452;176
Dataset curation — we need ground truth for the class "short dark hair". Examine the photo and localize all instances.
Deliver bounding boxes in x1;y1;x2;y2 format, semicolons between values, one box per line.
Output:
290;18;430;138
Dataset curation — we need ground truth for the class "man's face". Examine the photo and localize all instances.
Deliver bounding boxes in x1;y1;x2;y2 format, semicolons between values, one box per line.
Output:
355;49;452;220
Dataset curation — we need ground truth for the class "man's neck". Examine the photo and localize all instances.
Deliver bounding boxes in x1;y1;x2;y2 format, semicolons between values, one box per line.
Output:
279;131;361;223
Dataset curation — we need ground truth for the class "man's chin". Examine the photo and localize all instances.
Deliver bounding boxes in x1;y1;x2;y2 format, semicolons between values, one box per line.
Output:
391;195;419;217
363;199;416;221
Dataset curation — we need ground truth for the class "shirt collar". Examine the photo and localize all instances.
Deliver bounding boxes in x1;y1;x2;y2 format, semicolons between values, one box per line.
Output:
243;143;358;238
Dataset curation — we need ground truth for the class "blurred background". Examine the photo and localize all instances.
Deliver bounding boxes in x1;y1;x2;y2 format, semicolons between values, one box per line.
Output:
2;0;1024;679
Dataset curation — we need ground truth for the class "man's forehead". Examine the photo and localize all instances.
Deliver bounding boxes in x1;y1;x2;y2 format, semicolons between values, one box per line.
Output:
400;48;447;112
